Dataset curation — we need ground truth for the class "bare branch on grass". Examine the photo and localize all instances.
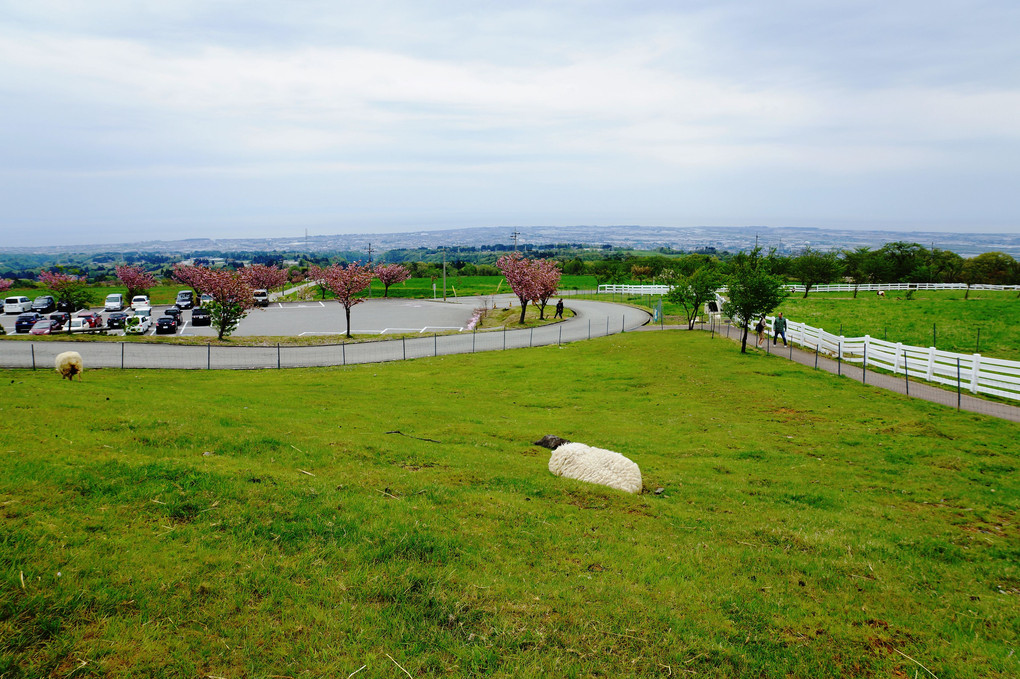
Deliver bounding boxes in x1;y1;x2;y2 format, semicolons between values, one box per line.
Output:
386;654;414;679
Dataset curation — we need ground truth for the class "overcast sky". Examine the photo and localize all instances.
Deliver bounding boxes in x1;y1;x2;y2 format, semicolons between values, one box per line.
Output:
2;0;1019;247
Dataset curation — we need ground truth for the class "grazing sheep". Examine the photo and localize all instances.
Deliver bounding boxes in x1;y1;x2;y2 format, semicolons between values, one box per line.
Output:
536;436;642;494
55;351;83;381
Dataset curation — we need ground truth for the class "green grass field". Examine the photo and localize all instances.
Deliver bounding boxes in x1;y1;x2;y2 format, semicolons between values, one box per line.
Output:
776;290;1020;361
1;332;1017;677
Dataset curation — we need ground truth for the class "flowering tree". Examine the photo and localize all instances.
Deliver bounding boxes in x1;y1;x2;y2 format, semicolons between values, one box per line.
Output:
172;264;208;298
0;279;12;294
115;265;157;302
193;268;255;340
497;253;544;324
533;259;562;320
313;262;374;338
239;264;288;292
375;264;411;297
39;271;93;310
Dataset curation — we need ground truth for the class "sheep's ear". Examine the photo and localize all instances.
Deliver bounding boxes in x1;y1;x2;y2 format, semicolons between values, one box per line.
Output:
534;435;570;450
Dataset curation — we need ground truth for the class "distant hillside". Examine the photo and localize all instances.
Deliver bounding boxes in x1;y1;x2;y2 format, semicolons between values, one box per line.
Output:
2;225;1018;258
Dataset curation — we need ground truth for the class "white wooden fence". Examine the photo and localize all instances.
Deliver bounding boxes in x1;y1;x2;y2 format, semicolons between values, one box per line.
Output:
767;317;1020;402
598;282;1020;294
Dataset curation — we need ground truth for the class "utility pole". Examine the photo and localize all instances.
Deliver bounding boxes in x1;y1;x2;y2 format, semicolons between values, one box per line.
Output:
511;230;520;252
442;248;447;301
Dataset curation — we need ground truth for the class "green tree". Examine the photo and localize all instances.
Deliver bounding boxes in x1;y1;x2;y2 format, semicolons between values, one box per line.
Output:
664;264;725;329
723;248;789;353
961;252;1018;298
789;248;843;298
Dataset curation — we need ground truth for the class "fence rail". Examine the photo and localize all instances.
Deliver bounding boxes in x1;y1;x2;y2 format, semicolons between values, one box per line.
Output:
768;318;1020;402
599;282;1020;295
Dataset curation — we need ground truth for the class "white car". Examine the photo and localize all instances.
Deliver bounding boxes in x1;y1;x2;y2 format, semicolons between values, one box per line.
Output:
68;318;91;333
130;295;150;310
124;313;152;334
4;296;33;314
104;293;124;311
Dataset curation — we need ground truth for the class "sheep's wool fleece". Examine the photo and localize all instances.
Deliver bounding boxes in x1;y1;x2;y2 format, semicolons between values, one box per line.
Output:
54;351;83;380
548;443;642;494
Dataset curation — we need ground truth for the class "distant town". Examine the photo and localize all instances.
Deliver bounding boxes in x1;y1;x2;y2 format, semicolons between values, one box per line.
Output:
2;225;1019;268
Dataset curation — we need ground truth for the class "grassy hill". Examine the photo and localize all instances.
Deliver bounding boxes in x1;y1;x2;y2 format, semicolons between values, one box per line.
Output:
1;332;1017;677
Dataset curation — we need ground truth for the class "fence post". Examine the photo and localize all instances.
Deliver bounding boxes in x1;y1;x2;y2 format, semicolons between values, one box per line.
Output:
862;337;868;385
957;358;962;410
558;326;562;345
31;344;36;370
342;341;346;366
837;341;842;376
126;342;129;370
402;336;406;360
277;343;281;369
588;319;591;340
606;317;609;336
970;354;981;394
503;326;506;350
206;343;209;370
893;342;902;374
926;347;936;381
473;329;476;353
434;333;437;356
904;349;910;395
814;343;818;369
529;327;533;347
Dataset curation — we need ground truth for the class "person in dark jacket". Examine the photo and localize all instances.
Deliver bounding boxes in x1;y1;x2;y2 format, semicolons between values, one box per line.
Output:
773;312;787;346
554;299;564;319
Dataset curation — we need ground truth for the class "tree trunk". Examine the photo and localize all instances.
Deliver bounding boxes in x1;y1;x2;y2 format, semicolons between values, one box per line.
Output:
518;299;528;324
538;302;546;319
740;323;749;353
383;284;390;298
345;305;352;338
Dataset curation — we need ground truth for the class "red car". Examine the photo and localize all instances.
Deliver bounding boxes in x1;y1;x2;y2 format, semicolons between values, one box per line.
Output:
30;319;63;335
76;311;104;328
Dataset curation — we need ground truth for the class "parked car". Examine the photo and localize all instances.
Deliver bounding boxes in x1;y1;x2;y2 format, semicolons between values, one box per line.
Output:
15;313;43;333
105;293;124;311
4;296;33;314
31;296;56;313
49;312;71;327
200;293;214;306
125;313;151;335
76;311;104;328
30;318;63;335
164;306;182;319
56;299;82;312
68;318;93;333
130;295;150;310
175;290;195;309
155;315;179;334
253;289;270;307
190;307;211;326
106;311;131;329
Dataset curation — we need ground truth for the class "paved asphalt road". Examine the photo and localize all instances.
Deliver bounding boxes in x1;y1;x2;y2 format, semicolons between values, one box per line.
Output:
0;295;652;370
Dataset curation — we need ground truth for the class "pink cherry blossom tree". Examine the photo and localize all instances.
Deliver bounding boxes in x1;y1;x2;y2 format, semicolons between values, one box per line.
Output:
172;263;208;298
115;265;157;302
39;270;93;310
239;264;288;292
0;279;13;294
193;268;255;340
533;259;562;319
375;263;411;297
312;262;374;338
497;253;544;324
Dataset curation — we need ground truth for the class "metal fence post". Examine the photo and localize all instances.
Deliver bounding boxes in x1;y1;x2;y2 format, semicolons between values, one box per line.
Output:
473;329;476;353
558;326;562;345
277;343;281;369
529;327;533;347
206;343;209;370
956;358;962;410
588;319;591;340
31;344;36;370
503;326;506;350
814;344;818;369
402;336;406;360
342;341;346;366
904;351;909;395
862;341;867;385
837;341;841;376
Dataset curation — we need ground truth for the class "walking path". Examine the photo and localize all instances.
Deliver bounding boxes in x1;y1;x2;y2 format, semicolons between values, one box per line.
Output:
640;322;1020;423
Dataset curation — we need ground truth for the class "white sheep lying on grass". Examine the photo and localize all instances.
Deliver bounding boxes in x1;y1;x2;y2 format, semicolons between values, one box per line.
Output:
55;351;84;381
536;436;642;494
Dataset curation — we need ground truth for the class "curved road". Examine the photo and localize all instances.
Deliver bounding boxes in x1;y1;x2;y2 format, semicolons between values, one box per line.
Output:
0;295;651;370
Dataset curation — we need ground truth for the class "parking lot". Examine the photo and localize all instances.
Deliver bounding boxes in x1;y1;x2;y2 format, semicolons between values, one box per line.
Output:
1;297;479;338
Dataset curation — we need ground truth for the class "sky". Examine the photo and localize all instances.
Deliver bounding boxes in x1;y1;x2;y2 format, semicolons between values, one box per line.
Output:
1;0;1019;247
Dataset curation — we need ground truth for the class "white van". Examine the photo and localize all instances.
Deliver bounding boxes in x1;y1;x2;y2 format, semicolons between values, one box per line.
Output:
4;293;32;311
4;296;32;314
253;289;269;307
104;293;124;311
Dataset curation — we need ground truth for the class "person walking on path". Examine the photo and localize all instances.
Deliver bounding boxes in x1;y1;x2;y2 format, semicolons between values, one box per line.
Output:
755;315;767;348
773;312;787;346
554;299;564;319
